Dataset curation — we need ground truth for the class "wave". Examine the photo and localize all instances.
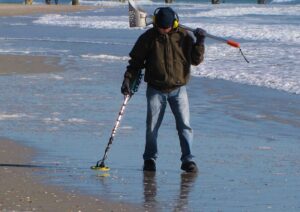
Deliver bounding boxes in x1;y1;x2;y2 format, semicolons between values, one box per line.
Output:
185;23;300;44
43;117;88;124
181;5;300;17
81;54;129;61
0;37;131;46
33;14;300;44
193;67;300;95
192;44;300;94
271;0;298;3
0;112;32;120
81;47;300;94
80;0;154;6
33;14;131;30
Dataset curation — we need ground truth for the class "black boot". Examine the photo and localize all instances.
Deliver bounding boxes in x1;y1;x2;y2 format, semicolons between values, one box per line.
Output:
181;161;198;173
143;159;156;172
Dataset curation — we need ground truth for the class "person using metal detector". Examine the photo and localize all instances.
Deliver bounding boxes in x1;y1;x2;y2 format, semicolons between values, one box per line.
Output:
121;7;205;173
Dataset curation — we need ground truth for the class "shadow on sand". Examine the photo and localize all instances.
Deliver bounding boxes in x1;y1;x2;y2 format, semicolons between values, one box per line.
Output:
0;163;45;168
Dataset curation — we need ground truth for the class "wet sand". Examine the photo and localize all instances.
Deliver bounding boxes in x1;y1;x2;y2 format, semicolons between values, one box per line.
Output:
0;4;95;17
0;138;140;211
0;4;96;75
0;53;140;210
0;50;140;211
0;3;140;206
0;55;64;75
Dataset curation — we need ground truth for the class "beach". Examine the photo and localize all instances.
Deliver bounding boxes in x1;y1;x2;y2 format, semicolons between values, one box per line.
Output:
0;1;299;211
0;4;140;211
0;54;140;210
0;138;140;211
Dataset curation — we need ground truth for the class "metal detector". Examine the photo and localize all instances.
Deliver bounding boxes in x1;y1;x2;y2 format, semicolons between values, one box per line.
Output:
91;70;143;171
91;95;131;171
128;0;249;63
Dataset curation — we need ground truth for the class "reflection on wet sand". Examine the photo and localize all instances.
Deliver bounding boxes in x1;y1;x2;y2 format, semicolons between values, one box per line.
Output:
175;173;198;211
143;172;198;211
143;172;157;211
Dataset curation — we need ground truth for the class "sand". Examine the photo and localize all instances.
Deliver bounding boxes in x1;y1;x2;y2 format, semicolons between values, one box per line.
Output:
0;55;64;75
0;138;141;211
0;5;142;210
0;53;141;210
0;4;95;17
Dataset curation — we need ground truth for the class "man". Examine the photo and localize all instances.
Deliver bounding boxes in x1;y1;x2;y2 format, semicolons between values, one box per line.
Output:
121;7;205;173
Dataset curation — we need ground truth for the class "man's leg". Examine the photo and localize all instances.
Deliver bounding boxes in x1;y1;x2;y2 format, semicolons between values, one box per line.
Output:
143;86;167;162
168;86;194;163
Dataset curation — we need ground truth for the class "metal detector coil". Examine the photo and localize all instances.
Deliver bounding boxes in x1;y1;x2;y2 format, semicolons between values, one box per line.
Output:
91;165;110;171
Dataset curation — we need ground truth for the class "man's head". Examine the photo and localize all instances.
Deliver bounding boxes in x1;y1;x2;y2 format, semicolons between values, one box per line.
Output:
154;7;178;30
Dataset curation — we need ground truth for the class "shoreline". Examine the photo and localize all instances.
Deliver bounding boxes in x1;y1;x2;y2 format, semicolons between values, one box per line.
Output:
0;49;141;210
0;4;96;17
0;138;141;211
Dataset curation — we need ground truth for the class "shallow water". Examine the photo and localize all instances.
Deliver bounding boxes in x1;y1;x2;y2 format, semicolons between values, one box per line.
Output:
0;1;300;211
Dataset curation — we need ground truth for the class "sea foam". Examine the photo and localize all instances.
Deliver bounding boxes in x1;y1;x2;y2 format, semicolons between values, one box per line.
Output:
33;14;129;29
81;54;130;61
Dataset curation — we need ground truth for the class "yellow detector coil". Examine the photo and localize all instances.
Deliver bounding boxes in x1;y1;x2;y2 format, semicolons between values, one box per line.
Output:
90;166;110;171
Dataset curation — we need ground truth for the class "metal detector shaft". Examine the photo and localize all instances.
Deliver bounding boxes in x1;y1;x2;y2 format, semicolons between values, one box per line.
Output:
179;24;249;62
142;19;241;49
96;95;131;167
179;24;240;48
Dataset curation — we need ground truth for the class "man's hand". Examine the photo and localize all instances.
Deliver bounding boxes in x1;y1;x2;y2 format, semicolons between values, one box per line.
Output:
121;78;131;95
194;28;206;44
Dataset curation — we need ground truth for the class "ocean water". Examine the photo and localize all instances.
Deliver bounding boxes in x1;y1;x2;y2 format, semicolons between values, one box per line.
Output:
0;1;300;211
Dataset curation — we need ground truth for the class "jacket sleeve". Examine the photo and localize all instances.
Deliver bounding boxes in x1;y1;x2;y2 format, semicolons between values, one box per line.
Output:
124;32;150;81
191;43;205;66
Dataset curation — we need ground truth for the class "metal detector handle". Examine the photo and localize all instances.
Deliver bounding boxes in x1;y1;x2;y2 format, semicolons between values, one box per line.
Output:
179;24;240;48
130;70;143;94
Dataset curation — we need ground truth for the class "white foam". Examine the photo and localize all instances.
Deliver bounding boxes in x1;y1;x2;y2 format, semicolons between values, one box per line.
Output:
271;0;297;3
43;117;61;124
33;13;300;44
257;146;272;150
1;36;131;46
0;49;32;54
80;0;129;7
0;112;31;120
67;118;88;124
77;77;93;81
192;44;300;94
185;22;300;44
181;5;300;17
33;14;130;30
120;126;134;130
48;74;64;80
43;117;88;124
9;23;27;26
81;54;129;61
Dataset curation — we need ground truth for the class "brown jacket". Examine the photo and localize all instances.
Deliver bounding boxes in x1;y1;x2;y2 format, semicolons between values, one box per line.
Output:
124;27;205;92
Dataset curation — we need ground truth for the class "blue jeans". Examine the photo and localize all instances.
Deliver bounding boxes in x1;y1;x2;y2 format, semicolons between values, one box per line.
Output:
143;85;194;163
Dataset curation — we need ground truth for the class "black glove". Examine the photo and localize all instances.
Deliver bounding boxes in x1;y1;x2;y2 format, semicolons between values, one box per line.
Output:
121;78;131;95
194;28;206;44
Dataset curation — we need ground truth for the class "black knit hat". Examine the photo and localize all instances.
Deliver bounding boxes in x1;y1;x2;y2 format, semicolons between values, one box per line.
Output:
155;7;175;28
